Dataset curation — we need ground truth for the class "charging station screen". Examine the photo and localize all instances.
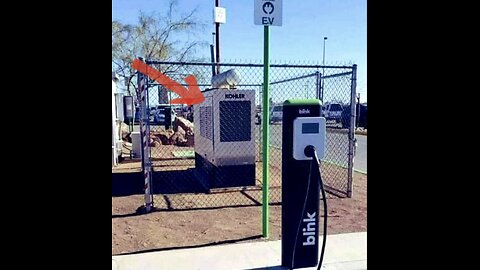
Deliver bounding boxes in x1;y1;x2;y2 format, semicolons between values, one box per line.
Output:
302;123;319;134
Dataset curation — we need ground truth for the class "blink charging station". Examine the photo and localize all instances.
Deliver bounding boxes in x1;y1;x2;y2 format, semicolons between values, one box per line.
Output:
281;99;327;269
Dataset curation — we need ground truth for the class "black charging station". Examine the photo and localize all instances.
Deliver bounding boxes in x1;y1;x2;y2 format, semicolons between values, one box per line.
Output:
281;99;325;269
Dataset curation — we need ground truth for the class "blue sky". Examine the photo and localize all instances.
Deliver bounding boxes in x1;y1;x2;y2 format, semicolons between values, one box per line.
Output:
112;0;367;102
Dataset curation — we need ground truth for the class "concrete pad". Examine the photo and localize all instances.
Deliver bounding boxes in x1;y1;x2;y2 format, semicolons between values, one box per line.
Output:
112;232;366;270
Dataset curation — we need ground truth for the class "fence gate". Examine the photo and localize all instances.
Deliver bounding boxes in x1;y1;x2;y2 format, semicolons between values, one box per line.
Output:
136;60;357;211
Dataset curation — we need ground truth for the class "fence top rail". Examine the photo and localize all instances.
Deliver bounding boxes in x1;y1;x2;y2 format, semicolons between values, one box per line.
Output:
145;60;354;70
323;71;353;79
147;83;263;87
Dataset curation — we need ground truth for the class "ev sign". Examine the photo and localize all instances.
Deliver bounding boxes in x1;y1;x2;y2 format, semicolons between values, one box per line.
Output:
254;0;282;26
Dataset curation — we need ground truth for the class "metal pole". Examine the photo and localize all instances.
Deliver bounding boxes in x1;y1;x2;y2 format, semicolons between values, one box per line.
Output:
210;44;216;76
215;0;221;74
137;57;153;212
347;64;357;198
169;91;173;129
262;25;270;238
356;93;361;128
259;85;263;161
145;77;153;208
322;37;327;101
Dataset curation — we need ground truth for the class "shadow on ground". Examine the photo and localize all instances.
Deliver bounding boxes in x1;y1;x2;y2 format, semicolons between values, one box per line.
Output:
113;235;263;256
112;169;207;197
248;267;287;270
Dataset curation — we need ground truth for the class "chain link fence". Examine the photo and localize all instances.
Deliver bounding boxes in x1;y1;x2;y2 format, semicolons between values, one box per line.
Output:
137;60;356;210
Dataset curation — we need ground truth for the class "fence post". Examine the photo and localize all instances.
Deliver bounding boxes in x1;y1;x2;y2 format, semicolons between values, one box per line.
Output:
356;93;361;128
259;85;263;162
347;64;357;198
315;71;321;101
138;57;154;212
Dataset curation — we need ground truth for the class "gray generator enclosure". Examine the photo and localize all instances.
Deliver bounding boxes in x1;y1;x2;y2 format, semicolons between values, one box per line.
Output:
194;89;256;189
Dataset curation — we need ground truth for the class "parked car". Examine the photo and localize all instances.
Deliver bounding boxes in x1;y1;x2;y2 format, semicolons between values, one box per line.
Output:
133;106;176;125
340;103;367;129
153;106;176;125
270;105;283;124
173;105;183;114
255;112;262;125
133;107;141;123
322;102;344;123
183;105;194;122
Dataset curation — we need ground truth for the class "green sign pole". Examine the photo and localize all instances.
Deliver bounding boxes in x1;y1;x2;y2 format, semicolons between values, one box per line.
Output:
262;25;270;238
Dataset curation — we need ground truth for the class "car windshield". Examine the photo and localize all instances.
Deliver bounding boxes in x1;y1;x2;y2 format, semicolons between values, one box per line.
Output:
330;104;343;111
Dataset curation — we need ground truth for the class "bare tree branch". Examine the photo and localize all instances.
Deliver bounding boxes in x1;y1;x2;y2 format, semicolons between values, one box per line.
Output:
112;0;207;103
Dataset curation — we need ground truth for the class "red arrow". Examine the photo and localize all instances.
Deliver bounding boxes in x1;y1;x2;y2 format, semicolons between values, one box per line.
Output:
131;59;205;105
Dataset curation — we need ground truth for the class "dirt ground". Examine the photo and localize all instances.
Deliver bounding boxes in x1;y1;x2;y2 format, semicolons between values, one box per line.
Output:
112;170;366;255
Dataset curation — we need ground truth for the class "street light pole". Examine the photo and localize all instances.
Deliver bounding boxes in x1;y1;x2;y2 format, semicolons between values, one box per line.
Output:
323;37;327;66
211;32;216;76
215;0;221;75
322;37;327;102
